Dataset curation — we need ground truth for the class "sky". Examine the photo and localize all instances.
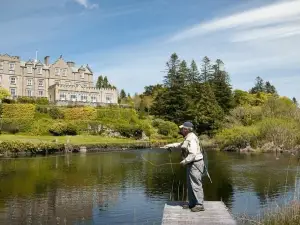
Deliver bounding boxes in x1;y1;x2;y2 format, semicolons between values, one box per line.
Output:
0;0;300;99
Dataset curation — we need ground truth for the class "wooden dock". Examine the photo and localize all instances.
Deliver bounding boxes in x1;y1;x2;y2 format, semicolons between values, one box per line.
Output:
161;201;237;225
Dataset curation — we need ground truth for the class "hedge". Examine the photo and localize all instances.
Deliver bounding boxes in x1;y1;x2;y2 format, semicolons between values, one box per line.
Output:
0;141;65;154
2;104;35;120
63;107;97;120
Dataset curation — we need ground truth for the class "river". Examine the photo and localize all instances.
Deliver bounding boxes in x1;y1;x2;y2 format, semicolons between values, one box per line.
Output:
0;149;299;225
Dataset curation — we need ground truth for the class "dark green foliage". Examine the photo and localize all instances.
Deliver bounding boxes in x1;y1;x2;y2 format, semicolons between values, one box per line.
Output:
200;56;213;82
265;81;277;94
49;107;64;119
2;98;16;104
120;89;126;99
152;118;178;137
36;97;49;105
293;97;297;105
250;76;265;94
96;75;116;89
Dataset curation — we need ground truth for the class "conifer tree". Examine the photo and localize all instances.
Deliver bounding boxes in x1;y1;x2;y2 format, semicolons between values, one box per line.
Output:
96;75;103;89
265;81;277;94
250;76;265;94
200;56;213;82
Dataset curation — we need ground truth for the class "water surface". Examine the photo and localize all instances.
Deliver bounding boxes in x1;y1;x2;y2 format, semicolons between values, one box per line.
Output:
0;149;299;225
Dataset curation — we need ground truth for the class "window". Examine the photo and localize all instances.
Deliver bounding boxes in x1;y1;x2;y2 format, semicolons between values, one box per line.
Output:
38;80;44;87
27;66;32;74
37;67;42;74
10;77;16;85
9;63;15;71
70;94;76;101
60;93;67;100
27;79;32;86
91;96;97;102
80;72;84;79
10;88;16;96
0;61;3;69
55;68;60;75
81;95;87;102
62;69;67;76
106;95;112;103
38;90;44;96
0;75;2;84
27;89;32;97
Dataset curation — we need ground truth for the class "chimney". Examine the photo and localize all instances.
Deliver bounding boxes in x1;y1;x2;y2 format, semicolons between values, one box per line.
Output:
67;61;75;67
44;56;49;66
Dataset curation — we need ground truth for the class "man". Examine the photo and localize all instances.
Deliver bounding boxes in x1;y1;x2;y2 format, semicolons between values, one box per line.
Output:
162;121;205;212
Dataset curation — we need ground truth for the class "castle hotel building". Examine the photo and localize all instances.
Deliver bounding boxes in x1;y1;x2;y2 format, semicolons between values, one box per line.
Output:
0;53;118;105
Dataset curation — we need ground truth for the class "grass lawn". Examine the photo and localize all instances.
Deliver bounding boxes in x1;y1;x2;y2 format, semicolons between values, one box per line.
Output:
0;134;174;145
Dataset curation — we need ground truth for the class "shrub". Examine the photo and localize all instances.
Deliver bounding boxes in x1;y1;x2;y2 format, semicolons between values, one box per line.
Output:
36;97;49;105
29;118;54;135
152;118;178;137
257;118;300;149
17;97;36;104
36;105;49;114
225;106;262;127
2;98;16;104
64;106;97;120
215;125;260;149
2;104;35;120
49;107;64;119
49;122;78;136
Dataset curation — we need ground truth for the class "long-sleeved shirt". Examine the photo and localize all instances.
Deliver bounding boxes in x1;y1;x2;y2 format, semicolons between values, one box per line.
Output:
164;132;203;165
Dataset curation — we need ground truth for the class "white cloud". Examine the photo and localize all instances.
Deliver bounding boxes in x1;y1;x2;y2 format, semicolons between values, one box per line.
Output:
74;0;98;9
169;0;300;42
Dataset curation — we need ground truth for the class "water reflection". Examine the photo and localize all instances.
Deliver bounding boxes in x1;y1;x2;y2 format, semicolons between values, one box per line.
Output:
0;150;298;224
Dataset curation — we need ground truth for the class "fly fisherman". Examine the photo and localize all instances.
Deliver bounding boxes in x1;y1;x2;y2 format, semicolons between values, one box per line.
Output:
162;121;205;212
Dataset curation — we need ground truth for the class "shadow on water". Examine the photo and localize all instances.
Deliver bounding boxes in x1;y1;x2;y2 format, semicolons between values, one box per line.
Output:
0;150;298;224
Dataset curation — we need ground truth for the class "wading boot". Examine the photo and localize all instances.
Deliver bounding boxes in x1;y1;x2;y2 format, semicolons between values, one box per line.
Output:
190;204;205;212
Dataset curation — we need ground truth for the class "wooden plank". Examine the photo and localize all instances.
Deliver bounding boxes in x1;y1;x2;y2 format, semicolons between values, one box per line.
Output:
161;201;236;225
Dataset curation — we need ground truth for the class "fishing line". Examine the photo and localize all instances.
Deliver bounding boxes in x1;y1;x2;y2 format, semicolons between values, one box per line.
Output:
140;155;180;167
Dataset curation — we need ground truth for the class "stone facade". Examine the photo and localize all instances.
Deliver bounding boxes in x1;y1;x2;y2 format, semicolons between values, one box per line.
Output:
0;53;118;105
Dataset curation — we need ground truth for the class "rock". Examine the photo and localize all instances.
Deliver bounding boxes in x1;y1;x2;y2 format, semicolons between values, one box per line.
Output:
223;145;239;152
260;142;281;153
140;132;149;141
240;145;256;153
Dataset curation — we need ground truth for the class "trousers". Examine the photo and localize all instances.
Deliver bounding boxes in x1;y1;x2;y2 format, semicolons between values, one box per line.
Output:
186;159;204;206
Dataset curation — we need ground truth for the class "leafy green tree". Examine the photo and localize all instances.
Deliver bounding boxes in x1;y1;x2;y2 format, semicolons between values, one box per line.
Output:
103;76;109;88
0;88;10;100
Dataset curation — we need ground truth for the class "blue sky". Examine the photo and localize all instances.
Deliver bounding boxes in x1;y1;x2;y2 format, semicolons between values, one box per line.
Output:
1;0;300;99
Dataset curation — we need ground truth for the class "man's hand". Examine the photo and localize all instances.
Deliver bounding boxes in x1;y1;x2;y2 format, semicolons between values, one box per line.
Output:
180;160;186;166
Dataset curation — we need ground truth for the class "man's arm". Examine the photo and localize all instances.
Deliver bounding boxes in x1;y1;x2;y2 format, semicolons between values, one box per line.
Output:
180;139;197;165
161;142;182;149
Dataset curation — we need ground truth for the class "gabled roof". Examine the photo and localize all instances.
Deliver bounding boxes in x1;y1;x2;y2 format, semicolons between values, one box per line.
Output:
35;60;43;66
85;64;93;74
25;59;34;65
78;65;85;71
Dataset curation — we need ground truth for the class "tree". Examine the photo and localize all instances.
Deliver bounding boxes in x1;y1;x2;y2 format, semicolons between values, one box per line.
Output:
292;97;298;106
211;60;233;113
103;76;109;88
250;76;265;94
200;56;213;82
163;53;180;87
265;81;277;94
186;83;224;134
0;87;10;100
187;60;200;85
96;75;103;89
120;89;126;99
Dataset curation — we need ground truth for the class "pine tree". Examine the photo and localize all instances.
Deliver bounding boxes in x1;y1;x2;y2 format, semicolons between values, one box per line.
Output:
200;56;213;82
293;97;298;106
187;60;200;85
265;81;277;94
164;53;180;87
120;89;126;99
186;82;224;134
96;75;103;89
103;76;109;88
211;60;233;113
250;76;265;94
